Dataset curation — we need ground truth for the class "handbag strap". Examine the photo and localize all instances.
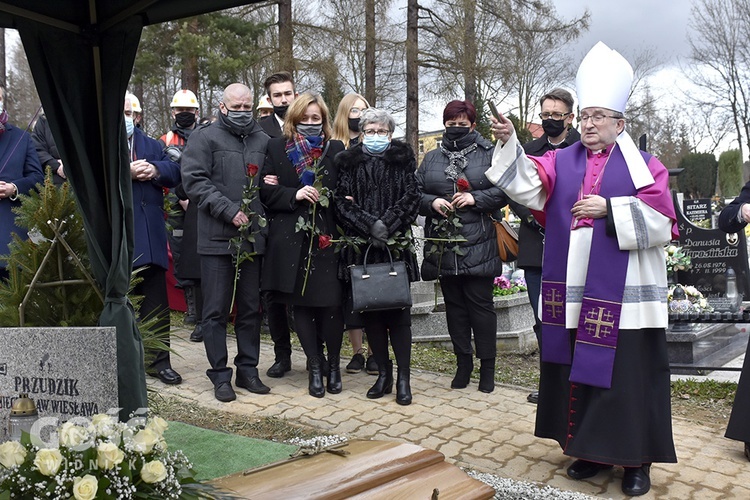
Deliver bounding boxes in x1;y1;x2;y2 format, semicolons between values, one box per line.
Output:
362;244;395;276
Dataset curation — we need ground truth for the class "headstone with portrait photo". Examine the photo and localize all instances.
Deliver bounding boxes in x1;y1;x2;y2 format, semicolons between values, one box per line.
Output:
674;204;750;308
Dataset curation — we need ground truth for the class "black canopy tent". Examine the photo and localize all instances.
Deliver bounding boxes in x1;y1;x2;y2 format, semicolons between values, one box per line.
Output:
0;1;262;418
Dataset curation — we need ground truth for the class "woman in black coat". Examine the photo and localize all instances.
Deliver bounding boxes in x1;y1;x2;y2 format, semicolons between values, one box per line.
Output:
416;100;507;394
718;184;750;461
334;108;420;405
260;93;345;398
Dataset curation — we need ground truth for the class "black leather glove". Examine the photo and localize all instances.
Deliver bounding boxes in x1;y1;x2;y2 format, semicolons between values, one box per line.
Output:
370;219;388;242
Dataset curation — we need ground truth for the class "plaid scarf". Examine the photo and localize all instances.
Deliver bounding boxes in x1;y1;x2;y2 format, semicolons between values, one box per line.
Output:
286;133;324;176
441;142;477;182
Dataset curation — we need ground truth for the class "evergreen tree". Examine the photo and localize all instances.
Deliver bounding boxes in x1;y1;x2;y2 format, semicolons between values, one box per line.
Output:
677;153;718;198
0;170;102;326
718;149;743;197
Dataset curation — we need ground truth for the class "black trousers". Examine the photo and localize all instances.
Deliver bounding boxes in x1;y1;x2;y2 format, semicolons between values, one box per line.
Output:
439;275;497;359
266;297;291;361
523;266;543;348
201;254;261;385
133;264;171;371
292;305;343;361
363;308;412;369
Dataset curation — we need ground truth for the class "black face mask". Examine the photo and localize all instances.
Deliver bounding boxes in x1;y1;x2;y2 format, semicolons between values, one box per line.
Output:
542;119;566;139
273;105;289;119
175;111;196;128
348;117;360;133
443;126;471;143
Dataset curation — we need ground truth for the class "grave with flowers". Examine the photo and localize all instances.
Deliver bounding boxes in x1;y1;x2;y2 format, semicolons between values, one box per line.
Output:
665;201;750;371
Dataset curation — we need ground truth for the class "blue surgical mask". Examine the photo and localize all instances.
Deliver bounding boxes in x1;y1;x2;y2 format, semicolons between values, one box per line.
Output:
363;135;391;154
124;115;134;137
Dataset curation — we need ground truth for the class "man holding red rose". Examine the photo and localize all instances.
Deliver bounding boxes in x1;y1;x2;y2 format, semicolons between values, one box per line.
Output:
181;83;271;403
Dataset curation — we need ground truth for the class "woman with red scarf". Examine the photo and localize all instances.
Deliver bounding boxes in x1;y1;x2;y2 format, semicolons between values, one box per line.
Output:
260;92;345;398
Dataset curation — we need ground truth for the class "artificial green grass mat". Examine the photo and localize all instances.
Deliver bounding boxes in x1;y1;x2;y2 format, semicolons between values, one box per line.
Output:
165;421;298;482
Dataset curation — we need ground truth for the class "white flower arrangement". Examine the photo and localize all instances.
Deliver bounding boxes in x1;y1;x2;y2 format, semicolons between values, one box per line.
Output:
0;414;231;499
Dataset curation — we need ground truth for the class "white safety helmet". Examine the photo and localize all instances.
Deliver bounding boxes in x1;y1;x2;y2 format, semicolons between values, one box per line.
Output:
128;94;142;113
171;89;199;109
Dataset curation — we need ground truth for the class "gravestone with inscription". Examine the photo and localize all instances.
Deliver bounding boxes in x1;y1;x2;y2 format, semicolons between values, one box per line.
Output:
682;198;712;225
674;203;750;303
0;327;118;440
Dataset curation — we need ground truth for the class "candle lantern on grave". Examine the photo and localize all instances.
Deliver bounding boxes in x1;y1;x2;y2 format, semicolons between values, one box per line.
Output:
8;393;38;441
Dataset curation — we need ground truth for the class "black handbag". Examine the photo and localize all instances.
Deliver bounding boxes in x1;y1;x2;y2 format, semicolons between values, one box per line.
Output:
350;245;412;313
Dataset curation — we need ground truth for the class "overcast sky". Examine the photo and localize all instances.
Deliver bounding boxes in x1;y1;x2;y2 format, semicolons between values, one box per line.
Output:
556;0;694;68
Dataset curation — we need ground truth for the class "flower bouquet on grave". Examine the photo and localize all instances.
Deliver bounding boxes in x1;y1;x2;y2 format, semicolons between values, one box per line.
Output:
493;275;528;297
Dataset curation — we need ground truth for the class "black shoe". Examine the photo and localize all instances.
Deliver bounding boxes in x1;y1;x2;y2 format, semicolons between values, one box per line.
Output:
566;459;614;480
451;354;472;389
148;368;182;385
235;375;271;394
527;391;539;404
478;358;495;393
308;356;325;398
266;359;291;378
396;366;412;405
346;352;365;373
189;323;203;343
622;465;651;496
367;360;393;399
214;382;236;402
327;355;342;394
365;355;379;375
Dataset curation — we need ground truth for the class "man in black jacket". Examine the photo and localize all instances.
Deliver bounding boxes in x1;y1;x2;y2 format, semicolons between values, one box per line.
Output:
182;83;271;402
31;113;66;185
258;71;298;139
514;88;580;404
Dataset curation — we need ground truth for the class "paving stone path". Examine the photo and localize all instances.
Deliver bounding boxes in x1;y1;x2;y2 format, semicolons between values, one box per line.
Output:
152;330;750;499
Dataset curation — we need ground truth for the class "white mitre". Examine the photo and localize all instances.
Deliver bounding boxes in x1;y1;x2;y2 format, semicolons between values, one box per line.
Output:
576;42;654;188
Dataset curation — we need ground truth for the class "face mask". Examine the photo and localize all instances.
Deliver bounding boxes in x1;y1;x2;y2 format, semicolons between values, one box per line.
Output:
0;101;4;114
273;105;289;119
175;111;197;128
348;117;360;133
443;126;471;143
297;123;323;137
124;115;134;137
542;118;566;138
363;135;391;154
225;110;254;130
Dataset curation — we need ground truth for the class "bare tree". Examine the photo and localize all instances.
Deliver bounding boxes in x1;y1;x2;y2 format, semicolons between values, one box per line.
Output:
6;39;40;129
686;0;750;160
278;0;294;73
419;0;588;129
405;0;419;155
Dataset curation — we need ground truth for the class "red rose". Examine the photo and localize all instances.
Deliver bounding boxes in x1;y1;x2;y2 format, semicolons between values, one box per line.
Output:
246;163;259;177
457;178;471;192
310;149;322;160
318;234;332;249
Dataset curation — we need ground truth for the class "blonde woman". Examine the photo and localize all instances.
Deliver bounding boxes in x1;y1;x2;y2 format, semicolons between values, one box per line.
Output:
332;93;370;149
332;92;376;375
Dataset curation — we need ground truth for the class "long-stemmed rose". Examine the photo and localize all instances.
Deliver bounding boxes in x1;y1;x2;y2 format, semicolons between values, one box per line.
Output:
294;153;331;295
228;162;267;310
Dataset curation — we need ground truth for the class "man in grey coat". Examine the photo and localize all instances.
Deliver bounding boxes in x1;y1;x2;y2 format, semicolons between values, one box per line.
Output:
182;83;270;402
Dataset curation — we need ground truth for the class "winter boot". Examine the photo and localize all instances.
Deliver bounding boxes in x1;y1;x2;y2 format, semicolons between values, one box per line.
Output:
396;366;412;405
366;360;393;399
327;354;342;394
451;353;473;389
308;356;325;398
478;358;496;393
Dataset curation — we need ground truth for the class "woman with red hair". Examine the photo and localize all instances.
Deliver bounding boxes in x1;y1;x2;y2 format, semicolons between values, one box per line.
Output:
416;100;508;393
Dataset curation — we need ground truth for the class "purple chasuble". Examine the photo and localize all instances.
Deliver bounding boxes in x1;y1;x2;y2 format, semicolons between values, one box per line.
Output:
540;142;650;389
